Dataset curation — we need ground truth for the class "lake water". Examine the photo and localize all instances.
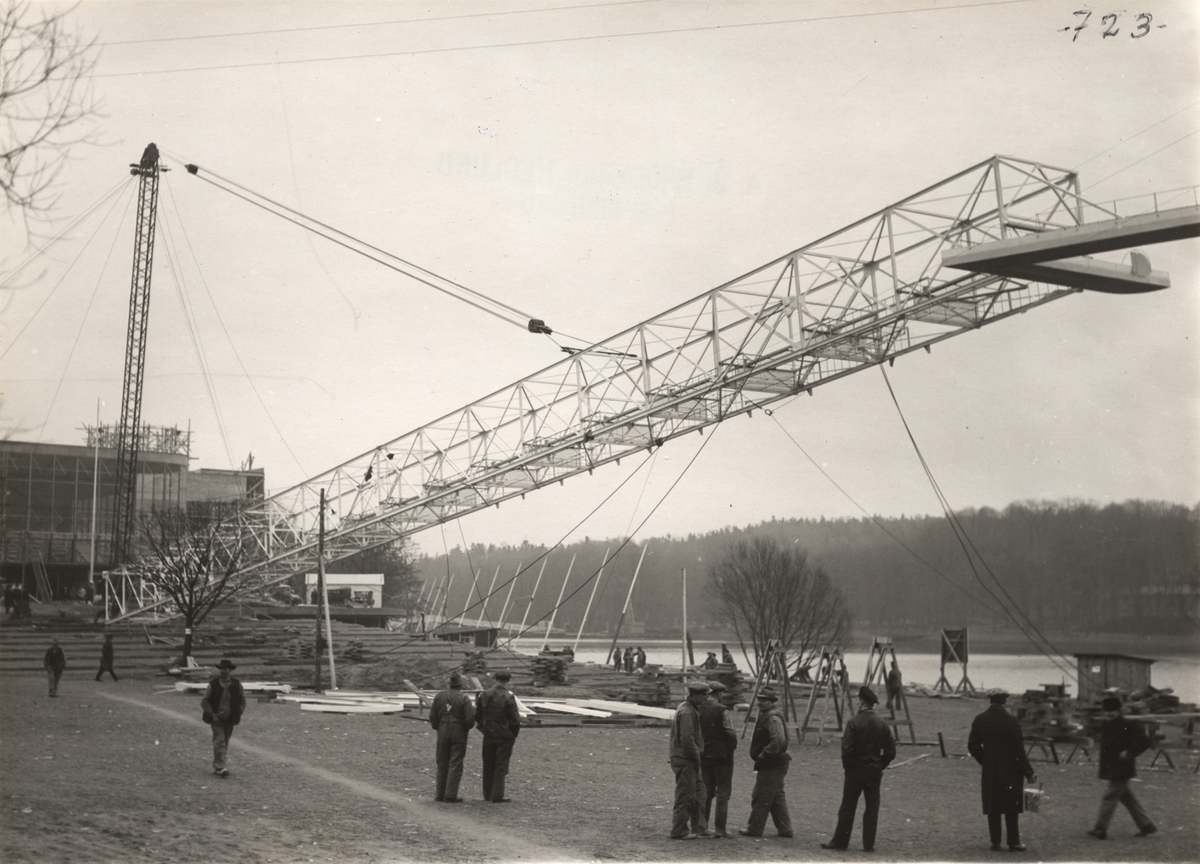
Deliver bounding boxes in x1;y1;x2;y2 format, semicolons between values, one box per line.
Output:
507;638;1200;703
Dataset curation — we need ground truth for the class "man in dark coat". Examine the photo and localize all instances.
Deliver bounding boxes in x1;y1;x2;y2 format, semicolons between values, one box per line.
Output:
669;680;713;839
475;670;521;802
429;672;475;802
95;633;118;681
611;647;623;672
968;688;1037;851
1088;695;1156;839
822;686;895;852
700;680;738;837
623;646;634;673
44;639;67;697
885;660;903;713
740;686;793;838
200;658;246;777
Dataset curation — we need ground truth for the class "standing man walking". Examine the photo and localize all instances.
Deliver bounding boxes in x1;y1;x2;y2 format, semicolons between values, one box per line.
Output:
200;658;246;777
95;633;118;681
669;680;713;839
1088;695;1157;840
699;680;738;837
822;686;895;852
968;688;1037;851
44;639;67;697
475;670;521;802
885;660;903;713
739;686;793;838
429;672;475;803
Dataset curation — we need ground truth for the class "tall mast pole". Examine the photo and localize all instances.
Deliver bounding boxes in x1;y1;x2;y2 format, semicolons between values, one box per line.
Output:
496;562;521;634
112;143;166;568
681;568;688;673
574;548;609;652
607;544;648;665
516;558;549;642
540;554;575;652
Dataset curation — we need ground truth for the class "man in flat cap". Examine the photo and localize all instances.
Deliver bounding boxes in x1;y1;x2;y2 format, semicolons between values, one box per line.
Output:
968;688;1037;851
739;686;793;838
429;671;475;802
44;639;67;697
822;685;894;851
475;670;521;802
200;659;246;777
669;680;714;839
700;680;738;837
1088;695;1156;840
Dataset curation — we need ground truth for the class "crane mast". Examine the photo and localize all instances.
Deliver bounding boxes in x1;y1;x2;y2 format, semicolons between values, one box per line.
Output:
112;143;164;567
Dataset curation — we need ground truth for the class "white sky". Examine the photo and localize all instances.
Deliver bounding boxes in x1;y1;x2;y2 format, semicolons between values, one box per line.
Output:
3;0;1198;556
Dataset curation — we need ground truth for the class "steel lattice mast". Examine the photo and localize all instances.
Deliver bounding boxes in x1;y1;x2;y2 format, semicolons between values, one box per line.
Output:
111;144;165;567
111;155;1200;620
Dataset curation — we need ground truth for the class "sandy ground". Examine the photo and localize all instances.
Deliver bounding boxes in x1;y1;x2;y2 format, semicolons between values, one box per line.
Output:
2;671;1198;863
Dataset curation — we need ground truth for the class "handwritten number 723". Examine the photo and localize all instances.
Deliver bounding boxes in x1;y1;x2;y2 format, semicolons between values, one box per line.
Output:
1070;11;1153;40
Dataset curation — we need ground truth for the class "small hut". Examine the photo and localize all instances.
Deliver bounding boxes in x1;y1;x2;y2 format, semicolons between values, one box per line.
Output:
1073;653;1154;703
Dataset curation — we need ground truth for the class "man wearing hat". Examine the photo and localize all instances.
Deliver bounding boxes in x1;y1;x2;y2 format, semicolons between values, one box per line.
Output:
475;670;521;802
669;680;714;839
200;659;246;777
821;686;894;851
700;680;738;837
739;685;793;838
967;688;1036;851
1088;695;1156;840
429;671;475;802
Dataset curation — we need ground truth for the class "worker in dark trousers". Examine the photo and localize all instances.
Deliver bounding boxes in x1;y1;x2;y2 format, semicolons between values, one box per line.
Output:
669;681;714;839
968;688;1037;851
822;686;895;852
475;670;521;802
429;672;475;802
1088;695;1157;839
44;639;67;697
739;686;793;838
699;681;738;837
95;633;118;681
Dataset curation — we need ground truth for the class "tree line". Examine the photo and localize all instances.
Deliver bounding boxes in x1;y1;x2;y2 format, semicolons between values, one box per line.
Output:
413;499;1199;638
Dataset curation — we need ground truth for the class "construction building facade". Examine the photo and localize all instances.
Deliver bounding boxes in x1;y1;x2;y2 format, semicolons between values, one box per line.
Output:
0;425;263;600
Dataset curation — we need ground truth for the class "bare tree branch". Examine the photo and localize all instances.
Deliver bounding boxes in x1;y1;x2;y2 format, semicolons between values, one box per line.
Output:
705;536;852;678
0;0;101;225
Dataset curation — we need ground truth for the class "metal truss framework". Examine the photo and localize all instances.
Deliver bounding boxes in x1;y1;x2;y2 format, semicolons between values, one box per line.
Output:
115;155;1200;616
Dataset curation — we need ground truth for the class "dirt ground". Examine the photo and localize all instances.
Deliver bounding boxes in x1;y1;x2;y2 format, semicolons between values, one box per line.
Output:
3;671;1198;864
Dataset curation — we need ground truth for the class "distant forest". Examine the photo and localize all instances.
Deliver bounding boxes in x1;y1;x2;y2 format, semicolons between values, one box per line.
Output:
413;500;1200;638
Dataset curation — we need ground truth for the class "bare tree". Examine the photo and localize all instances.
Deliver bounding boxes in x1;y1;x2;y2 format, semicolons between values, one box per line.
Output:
136;502;252;662
0;0;100;219
706;536;852;677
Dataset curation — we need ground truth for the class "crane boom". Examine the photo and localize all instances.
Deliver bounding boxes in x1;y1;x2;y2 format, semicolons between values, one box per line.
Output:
111;155;1200;620
112;143;164;567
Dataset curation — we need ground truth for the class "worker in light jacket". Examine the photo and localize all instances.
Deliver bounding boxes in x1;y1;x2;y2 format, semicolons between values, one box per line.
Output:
669;680;714;839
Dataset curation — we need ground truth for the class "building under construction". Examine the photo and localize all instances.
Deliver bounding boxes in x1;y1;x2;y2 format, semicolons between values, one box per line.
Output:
0;424;264;600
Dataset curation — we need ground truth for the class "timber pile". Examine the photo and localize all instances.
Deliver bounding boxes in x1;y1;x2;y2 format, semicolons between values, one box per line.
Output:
531;655;570;685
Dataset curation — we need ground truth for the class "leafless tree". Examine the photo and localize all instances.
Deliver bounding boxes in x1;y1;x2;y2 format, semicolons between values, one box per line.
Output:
1;0;101;220
136;502;253;662
706;536;852;677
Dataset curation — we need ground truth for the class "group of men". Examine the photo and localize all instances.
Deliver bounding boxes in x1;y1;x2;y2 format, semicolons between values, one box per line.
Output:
41;633;119;697
613;645;646;673
4;583;32;619
428;670;521;803
669;680;1159;852
668;679;896;845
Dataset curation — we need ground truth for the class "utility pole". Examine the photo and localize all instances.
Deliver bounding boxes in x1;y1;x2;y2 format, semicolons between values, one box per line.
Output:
315;489;327;693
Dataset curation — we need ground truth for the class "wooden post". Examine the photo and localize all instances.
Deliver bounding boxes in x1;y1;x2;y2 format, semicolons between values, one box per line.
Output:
681;568;688;673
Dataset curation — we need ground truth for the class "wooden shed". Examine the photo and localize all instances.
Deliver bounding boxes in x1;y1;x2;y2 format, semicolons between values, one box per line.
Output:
1073;653;1154;703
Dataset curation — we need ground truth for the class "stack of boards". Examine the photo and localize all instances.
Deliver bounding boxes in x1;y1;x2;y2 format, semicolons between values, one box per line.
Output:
172;680;673;724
